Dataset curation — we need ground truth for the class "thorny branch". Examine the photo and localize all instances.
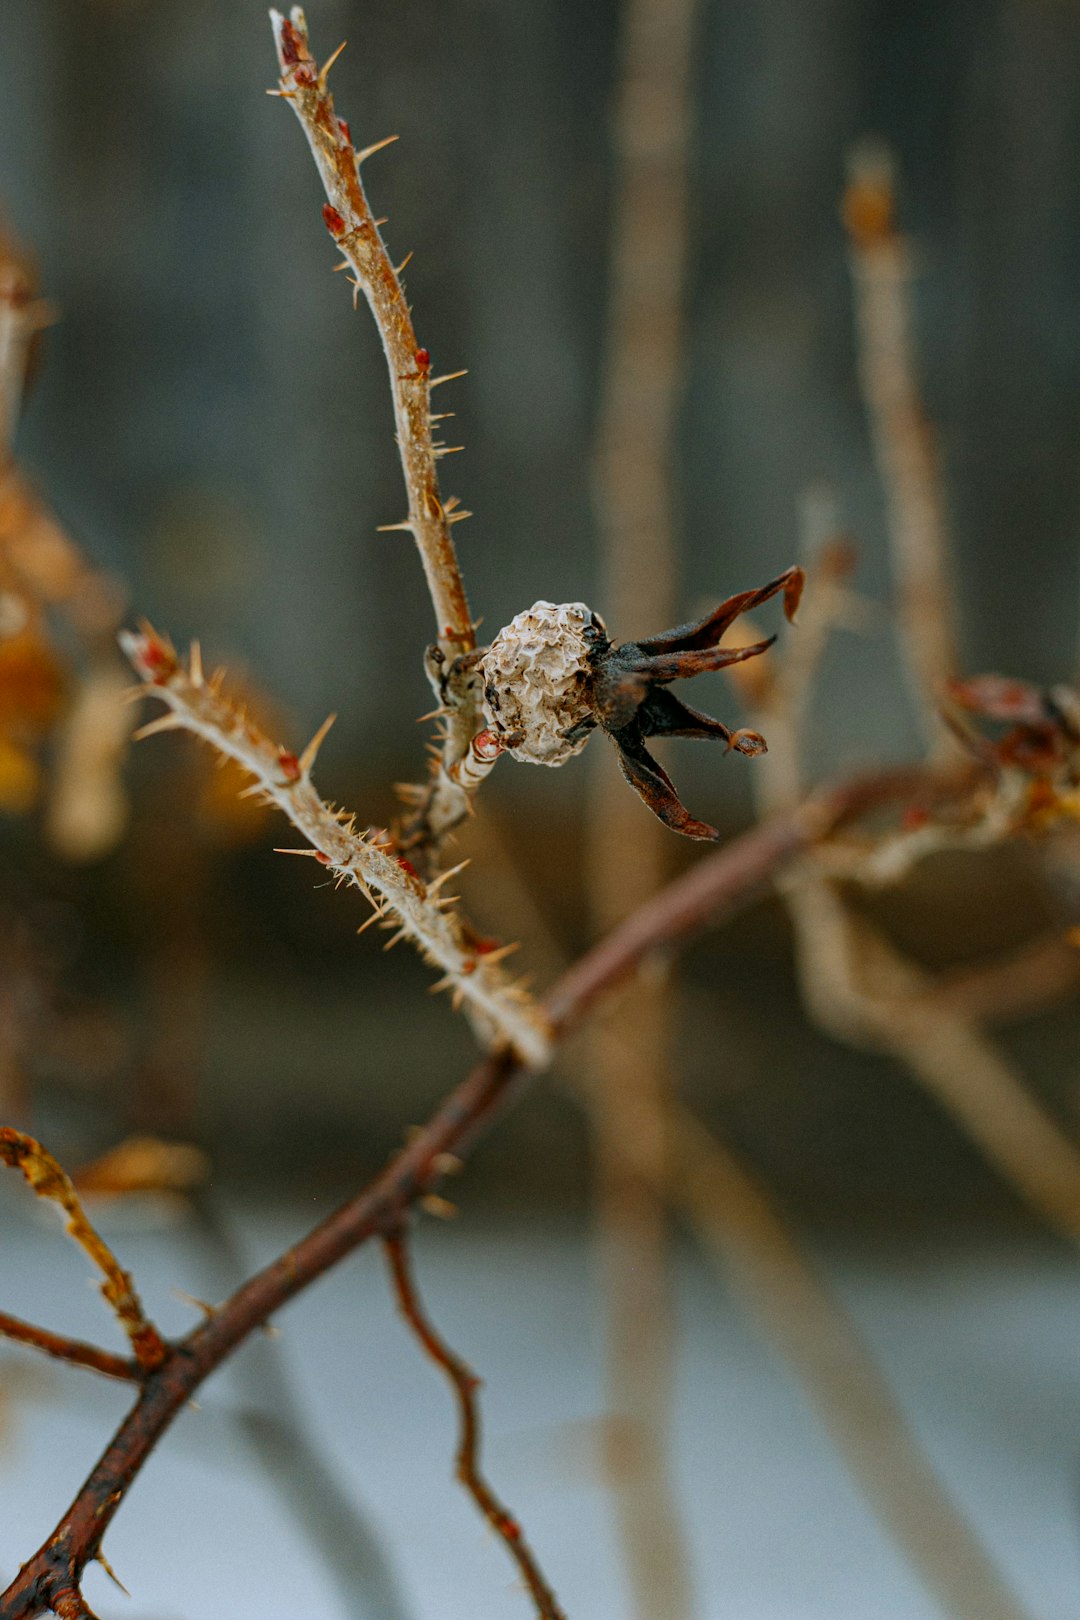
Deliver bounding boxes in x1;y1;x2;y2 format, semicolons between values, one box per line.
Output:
584;0;701;1598
0;1129;165;1372
0;764;923;1620
121;625;551;1069
382;1229;567;1620
270;7;483;863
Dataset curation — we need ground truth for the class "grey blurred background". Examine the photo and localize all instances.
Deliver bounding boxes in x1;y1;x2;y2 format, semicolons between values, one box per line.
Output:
4;2;1080;1617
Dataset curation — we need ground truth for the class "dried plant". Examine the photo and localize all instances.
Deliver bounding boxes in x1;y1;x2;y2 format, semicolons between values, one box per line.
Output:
0;12;1076;1620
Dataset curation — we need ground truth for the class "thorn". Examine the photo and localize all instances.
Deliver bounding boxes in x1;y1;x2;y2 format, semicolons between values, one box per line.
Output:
394;251;414;276
476;941;521;966
348;275;362;310
420;1193;458;1220
428;975;454;994
173;1288;217;1319
434;445;465;457
189;640;203;686
317;38;347;89
446;509;472;525
133;714;184;742
299;713;336;775
237;781;270;801
266;87;296;98
429;369;468;389
383;928;408;951
433;1152;464;1176
332;259;351;273
416;706;453;723
427;859;470;895
356;908;385;937
377;519;413;533
429;412;456;424
96;1552;130;1597
450;986;466;1012
355;134;399;164
273;847;324;859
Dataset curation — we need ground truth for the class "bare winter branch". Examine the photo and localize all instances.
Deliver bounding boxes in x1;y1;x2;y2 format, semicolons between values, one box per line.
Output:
120;625;552;1068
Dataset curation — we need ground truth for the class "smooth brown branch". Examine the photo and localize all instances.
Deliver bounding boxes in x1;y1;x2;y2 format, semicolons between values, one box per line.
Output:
270;8;482;858
0;1129;165;1372
120;626;552;1068
0;1312;136;1383
382;1230;567;1620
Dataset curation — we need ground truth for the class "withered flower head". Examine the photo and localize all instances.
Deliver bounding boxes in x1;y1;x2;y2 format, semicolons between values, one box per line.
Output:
945;674;1080;803
480;566;803;840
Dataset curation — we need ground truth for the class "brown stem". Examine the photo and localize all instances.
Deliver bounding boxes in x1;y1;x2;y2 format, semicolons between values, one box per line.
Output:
269;9;481;859
0;1130;165;1373
0;1314;136;1383
0;766;926;1618
382;1230;567;1620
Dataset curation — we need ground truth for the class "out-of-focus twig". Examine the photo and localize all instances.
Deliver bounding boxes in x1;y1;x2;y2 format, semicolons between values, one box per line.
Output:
730;530;1080;1244
0;1128;165;1371
583;0;700;1603
670;1112;1033;1620
0;229;51;460
383;1229;567;1620
121;625;551;1068
270;8;481;863
843;144;959;756
477;795;1028;1616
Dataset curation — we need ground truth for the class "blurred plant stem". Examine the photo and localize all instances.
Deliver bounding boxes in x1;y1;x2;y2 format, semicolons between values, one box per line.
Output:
584;0;701;1608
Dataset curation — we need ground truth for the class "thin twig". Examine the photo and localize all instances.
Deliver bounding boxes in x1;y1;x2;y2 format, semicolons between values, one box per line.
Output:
269;8;482;860
583;0;700;1599
121;625;551;1068
0;1129;165;1372
0;1313;136;1383
382;1229;566;1620
843;144;959;755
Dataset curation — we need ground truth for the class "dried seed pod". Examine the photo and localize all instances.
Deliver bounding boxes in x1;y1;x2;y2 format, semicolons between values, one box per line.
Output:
479;601;602;766
477;569;803;839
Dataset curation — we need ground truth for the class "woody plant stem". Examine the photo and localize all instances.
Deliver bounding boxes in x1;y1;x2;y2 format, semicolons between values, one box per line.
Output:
271;7;482;858
0;765;921;1620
